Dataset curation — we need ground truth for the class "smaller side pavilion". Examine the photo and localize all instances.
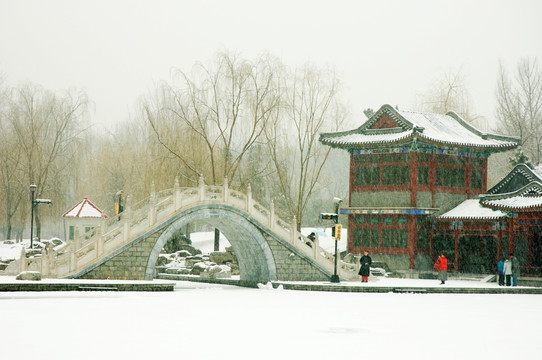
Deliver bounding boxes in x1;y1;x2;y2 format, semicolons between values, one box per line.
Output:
63;198;107;242
434;164;542;275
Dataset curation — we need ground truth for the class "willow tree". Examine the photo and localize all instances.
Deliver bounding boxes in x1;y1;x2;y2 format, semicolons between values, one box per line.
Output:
496;58;542;165
265;65;347;230
0;84;88;241
144;52;280;187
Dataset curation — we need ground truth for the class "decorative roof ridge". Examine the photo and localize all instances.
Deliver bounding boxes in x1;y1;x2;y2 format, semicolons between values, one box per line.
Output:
360;104;413;132
364;127;406;135
481;181;542;202
486;163;540;194
445;111;520;144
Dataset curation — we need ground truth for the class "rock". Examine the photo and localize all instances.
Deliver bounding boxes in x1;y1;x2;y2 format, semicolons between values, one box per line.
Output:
16;271;42;281
179;244;201;256
209;251;234;264
201;264;231;279
156;254;171;266
174;250;192;258
190;261;209;275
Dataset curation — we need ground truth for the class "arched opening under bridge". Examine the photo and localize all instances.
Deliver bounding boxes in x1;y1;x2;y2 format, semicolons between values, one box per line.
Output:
146;204;277;283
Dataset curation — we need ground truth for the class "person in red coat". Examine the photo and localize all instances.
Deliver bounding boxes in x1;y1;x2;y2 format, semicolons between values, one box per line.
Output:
433;253;448;285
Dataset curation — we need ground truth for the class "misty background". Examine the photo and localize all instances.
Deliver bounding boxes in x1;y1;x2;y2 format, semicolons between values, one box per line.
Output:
0;0;541;241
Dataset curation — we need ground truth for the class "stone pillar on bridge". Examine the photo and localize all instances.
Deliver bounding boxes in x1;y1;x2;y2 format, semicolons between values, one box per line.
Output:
246;184;252;213
269;200;275;228
97;224;104;256
123;195;132;242
198;175;205;201
174;177;181;211
149;182;157;227
69;243;75;272
313;233;319;259
291;216;297;243
223;176;229;203
74;228;81;251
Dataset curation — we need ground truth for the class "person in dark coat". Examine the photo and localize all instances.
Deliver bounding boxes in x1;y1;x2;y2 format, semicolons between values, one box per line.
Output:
359;251;372;283
511;254;520;287
497;257;505;286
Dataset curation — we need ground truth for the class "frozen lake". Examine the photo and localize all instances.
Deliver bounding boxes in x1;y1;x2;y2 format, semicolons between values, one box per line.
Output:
1;280;541;360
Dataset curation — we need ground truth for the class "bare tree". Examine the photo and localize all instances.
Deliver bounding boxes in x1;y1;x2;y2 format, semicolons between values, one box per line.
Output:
265;64;347;230
1;84;88;241
415;69;483;127
144;52;280;187
496;58;542;165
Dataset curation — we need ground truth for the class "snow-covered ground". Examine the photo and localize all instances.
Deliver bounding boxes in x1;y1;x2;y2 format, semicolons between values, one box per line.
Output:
0;280;540;360
1;233;541;359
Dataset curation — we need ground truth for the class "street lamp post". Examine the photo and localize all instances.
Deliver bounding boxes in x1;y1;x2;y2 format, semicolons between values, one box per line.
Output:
30;184;37;249
29;184;52;249
320;197;343;283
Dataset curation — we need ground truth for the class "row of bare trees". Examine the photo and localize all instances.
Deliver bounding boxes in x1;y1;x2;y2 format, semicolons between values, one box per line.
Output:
0;83;88;240
141;53;347;230
0;54;539;241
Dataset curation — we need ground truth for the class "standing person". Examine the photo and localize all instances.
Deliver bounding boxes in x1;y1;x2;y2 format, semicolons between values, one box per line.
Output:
305;232;316;248
503;257;512;286
511;254;520;287
359;251;372;283
497;257;505;286
433;253;448;285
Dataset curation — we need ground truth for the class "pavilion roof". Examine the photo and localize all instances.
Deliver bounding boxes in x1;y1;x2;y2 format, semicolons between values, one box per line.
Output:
63;198;107;218
437;199;508;220
319;104;519;151
481;183;542;211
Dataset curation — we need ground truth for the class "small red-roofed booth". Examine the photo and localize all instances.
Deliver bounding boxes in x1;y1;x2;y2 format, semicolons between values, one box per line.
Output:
62;198;108;243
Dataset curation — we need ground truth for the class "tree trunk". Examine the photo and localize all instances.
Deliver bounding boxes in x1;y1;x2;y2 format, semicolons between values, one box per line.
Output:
214;228;220;252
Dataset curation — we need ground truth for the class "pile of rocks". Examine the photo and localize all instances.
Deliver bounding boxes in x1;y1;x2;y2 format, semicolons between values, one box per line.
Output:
158;246;239;279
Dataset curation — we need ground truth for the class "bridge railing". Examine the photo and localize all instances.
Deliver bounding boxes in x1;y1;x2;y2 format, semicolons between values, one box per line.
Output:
2;176;358;280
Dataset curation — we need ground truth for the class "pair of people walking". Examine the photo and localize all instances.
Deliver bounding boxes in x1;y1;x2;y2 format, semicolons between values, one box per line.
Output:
501;254;520;286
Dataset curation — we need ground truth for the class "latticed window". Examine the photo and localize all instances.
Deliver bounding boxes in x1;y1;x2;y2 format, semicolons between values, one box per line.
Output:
471;169;482;189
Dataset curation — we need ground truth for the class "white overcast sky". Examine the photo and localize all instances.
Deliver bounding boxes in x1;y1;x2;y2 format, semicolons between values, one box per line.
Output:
1;0;541;131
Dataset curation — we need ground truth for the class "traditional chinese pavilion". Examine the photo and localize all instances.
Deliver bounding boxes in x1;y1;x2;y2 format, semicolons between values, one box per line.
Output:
434;164;542;275
319;104;520;272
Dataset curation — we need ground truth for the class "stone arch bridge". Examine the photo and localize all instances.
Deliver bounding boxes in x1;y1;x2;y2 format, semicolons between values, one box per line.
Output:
4;177;358;284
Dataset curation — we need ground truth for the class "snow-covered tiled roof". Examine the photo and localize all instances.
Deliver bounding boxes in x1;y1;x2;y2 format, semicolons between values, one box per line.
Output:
437;199;508;220
481;196;542;210
487;164;542;195
481;183;542;211
63;198;107;218
320;104;520;150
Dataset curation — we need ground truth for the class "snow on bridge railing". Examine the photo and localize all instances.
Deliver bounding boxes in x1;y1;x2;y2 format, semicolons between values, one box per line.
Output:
3;176;357;280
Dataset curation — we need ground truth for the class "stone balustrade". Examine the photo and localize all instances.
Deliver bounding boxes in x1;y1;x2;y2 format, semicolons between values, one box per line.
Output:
1;176;358;281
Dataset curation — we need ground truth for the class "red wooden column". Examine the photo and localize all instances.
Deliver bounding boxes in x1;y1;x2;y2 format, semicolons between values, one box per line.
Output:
409;152;418;207
465;157;473;198
454;228;460;272
497;228;502;259
408;216;416;269
509;218;515;255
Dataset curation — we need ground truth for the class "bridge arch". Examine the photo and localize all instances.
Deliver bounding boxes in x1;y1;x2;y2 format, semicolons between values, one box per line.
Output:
146;204;277;283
